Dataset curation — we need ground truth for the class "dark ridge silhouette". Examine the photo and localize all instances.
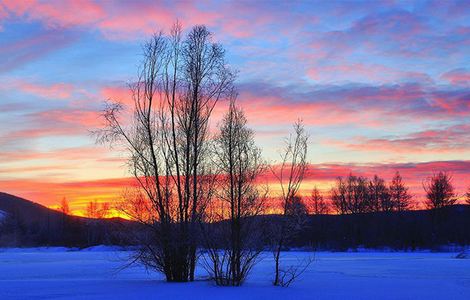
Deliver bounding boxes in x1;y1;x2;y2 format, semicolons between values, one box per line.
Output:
0;192;65;224
1;192;469;250
0;192;132;247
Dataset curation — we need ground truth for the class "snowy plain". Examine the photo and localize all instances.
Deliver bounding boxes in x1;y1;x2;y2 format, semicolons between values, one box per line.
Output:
0;247;469;299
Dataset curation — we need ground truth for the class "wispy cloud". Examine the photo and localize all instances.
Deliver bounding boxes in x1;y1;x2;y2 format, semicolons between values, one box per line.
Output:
327;124;470;154
0;28;78;73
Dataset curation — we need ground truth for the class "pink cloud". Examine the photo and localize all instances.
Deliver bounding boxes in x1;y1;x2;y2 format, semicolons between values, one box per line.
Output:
441;68;470;85
96;3;175;39
1;0;303;41
232;89;379;127
34;109;100;126
327;124;470;154
1;0;220;40
100;85;133;105
13;80;73;99
307;63;432;84
1;0;104;28
2;108;101;145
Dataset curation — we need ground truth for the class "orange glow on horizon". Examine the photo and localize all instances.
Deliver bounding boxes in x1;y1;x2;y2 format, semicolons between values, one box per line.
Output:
2;160;469;217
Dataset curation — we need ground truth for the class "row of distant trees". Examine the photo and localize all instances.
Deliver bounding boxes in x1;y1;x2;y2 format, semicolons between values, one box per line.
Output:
59;172;469;219
59;198;111;219
306;171;468;215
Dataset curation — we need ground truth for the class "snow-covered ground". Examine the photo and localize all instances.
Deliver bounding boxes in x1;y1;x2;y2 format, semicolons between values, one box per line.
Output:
0;248;469;299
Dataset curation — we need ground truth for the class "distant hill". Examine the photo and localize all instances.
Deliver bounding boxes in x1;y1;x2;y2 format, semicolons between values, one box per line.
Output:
0;192;66;226
1;192;469;249
0;192;131;247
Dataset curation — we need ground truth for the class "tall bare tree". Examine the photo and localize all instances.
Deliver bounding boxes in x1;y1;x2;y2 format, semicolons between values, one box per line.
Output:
202;98;265;286
367;175;390;212
95;23;235;282
423;172;457;209
389;171;412;211
331;177;348;215
309;187;329;215
271;121;309;287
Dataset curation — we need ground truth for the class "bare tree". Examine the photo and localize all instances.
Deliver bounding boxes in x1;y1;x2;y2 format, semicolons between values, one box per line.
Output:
86;201;110;219
367;175;390;212
308;187;329;215
331;174;369;214
58;197;70;241
331;177;347;215
423;172;457;209
389;171;412;211
85;200;99;219
201;98;265;286
286;195;308;216
95;22;234;282
99;202;111;218
59;197;70;215
466;186;470;205
271;121;310;287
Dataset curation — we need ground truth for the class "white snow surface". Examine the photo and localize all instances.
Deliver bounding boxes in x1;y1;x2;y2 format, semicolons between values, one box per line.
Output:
0;249;469;299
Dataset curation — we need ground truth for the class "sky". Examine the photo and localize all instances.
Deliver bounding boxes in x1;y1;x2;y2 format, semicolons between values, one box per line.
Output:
0;0;469;215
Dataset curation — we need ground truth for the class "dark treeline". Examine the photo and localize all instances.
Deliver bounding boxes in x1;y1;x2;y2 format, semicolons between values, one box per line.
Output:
292;205;470;250
2;191;469;251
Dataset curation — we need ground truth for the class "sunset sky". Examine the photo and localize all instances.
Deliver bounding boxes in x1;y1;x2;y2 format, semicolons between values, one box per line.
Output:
0;0;469;215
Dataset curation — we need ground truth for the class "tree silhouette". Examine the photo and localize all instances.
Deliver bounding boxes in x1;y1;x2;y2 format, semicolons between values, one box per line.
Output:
423;172;457;209
95;22;235;282
59;197;70;215
202;98;265;286
389;171;412;211
271;121;310;287
367;175;390;212
331;174;369;214
466;186;470;205
309;187;329;215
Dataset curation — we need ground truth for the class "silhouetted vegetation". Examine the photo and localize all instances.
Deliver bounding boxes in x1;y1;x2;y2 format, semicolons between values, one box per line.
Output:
270;121;311;287
331;172;413;214
1;191;470;252
95;22;235;283
201;99;266;286
466;186;470;205
424;172;457;209
308;187;329;215
389;171;413;211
